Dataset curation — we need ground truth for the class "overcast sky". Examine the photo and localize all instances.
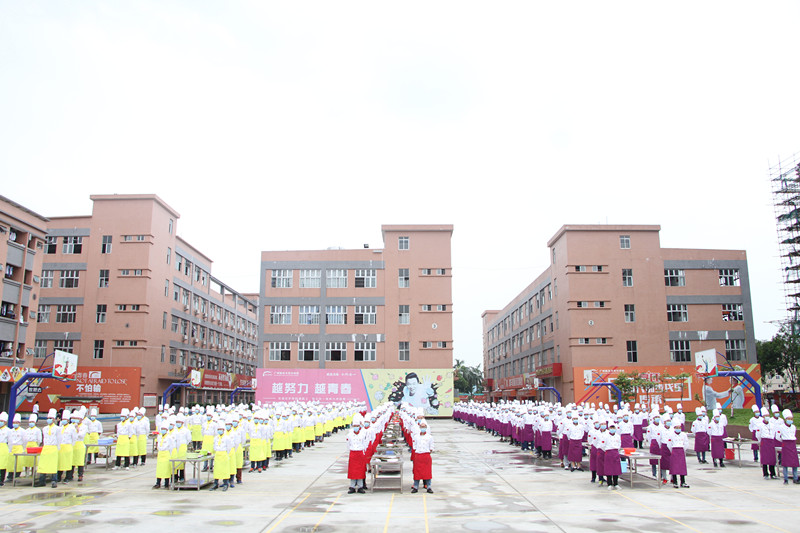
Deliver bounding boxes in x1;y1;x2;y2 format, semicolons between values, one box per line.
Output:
2;1;799;368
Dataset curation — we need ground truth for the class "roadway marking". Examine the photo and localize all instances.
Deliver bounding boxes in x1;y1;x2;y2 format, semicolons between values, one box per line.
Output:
382;493;395;533
312;493;341;532
263;492;310;533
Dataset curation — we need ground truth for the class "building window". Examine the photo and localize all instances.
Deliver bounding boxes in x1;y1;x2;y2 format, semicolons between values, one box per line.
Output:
325;342;347;361
326;305;347;325
40;270;54;288
626;340;637;362
726;339;746;361
575;265;586;272
422;268;431;276
129;340;138;346
620;235;631;249
399;305;410;325
622;268;633;287
399;341;410;361
96;304;107;323
299;305;320;325
298;341;319;361
271;269;293;288
354;342;376;361
56;305;77;323
93;340;104;359
59;270;79;288
398;268;410;288
437;304;447;311
576;301;588;308
176;255;183;272
664;269;686;287
355;269;376;288
596;338;608;344
593;301;605;308
166;247;171;265
53;340;74;353
299;269;321;288
62;236;83;254
438;341;448;348
722;303;744;321
269;342;291;361
398;236;409;250
270;305;292;325
34;340;47;358
44;236;57;254
624;304;635;323
354;305;376;325
99;269;109;288
37;305;50;323
670;340;691;362
592;265;604;272
719;269;740;287
101;235;112;254
115;340;124;347
578;338;590;345
667;304;688;322
437;268;446;275
326;269;348;288
169;218;173;234
171;315;179;333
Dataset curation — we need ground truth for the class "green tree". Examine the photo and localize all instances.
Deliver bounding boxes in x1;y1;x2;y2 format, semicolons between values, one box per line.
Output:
454;358;484;396
757;325;800;394
612;372;659;403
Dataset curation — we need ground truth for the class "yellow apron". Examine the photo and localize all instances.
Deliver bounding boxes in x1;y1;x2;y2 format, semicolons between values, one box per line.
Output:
73;440;86;467
137;434;147;457
213;448;229;481
23;440;38;468
58;443;73;472
11;444;24;473
156;435;172;479
0;443;10;471
39;445;58;475
85;432;100;454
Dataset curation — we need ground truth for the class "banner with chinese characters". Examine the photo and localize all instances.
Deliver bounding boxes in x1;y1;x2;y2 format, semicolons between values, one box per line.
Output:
16;366;141;414
572;364;762;411
188;368;253;390
255;368;455;417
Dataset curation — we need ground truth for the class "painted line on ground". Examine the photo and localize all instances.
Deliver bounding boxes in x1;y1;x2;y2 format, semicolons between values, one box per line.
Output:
614;490;704;533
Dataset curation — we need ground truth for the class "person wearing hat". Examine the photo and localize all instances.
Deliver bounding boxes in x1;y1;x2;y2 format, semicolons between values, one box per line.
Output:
631;404;646;449
71;409;87;482
114;408;132;470
174;414;191;483
7;413;26;482
36;409;60;488
23;413;42;476
645;410;663;478
210;417;232;491
588;418;604;484
0;412;11;486
602;423;622;490
411;419;435;493
566;415;585;472
691;408;709;464
85;408;102;464
776;409;799;484
708;409;726;468
346;413;368;494
758;406;778;479
57;409;76;483
668;414;690;488
153;422;174;489
201;408;217;471
134;407;150;467
748;405;762;462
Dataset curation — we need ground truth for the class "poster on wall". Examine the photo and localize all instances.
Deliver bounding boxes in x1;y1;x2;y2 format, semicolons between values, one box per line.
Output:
572;364;762;411
15;366;141;414
255;368;455;417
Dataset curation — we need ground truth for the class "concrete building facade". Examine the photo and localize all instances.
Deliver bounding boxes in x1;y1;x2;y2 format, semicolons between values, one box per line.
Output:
259;225;454;371
35;195;258;411
483;225;756;406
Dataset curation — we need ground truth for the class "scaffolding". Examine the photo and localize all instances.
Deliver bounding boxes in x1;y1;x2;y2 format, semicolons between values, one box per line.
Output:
770;152;800;329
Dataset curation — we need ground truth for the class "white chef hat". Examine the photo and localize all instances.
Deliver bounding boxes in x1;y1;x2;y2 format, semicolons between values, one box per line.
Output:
62;409;71;419
752;405;759;412
0;412;7;422
12;413;21;423
48;408;57;418
29;413;38;423
761;406;769;416
90;407;98;417
771;404;779;413
716;402;722;410
783;409;793;419
712;409;720;417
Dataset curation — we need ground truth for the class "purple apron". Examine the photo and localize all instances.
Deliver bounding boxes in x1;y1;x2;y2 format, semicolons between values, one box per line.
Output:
781;439;799;468
710;434;724;459
660;442;671;472
604;449;622;476
670;447;687;476
694;431;710;453
760;437;776;466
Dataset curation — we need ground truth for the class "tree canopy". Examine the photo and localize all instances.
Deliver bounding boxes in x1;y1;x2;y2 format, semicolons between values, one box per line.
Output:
757;324;800;394
454;358;484;395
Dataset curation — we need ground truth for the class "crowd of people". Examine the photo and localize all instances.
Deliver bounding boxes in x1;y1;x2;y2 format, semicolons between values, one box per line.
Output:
454;399;800;487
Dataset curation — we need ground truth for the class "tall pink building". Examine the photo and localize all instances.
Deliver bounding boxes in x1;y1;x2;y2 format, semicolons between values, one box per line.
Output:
483;225;756;407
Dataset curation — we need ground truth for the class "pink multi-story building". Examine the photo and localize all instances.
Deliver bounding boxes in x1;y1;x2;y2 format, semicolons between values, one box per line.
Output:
259;225;454;371
483;225;756;408
34;195;258;411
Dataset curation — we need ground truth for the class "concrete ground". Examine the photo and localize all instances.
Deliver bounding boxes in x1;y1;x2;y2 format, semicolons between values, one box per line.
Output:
0;419;798;533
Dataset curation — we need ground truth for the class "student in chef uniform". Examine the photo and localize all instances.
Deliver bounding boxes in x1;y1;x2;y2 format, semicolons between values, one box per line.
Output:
632;404;646;449
210;418;232;491
618;412;634;449
85;408;102;464
174;414;191;482
7;413;26;482
201;407;217;471
645;410;663;478
668;414;690;488
346;413;368;494
23;413;42;476
0;413;11;485
539;410;554;459
411;419;435;493
748;405;762;462
153;422;174;489
57;409;77;483
71;409;87;482
248;412;264;473
758;406;778;479
114;408;132;470
231;415;245;485
659;417;674;483
602;423;622;490
134;407;150;467
709;409;727;468
691;407;710;464
37;409;60;488
190;405;203;451
588;419;603;484
567;415;585;471
776;409;800;484
674;404;686;432
596;420;608;486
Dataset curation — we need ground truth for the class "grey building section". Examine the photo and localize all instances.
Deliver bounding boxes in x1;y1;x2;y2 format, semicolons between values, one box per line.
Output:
664;259;756;364
42;262;88;271
175;245;211;274
46;228;91;237
36;332;82;341
40;297;85;306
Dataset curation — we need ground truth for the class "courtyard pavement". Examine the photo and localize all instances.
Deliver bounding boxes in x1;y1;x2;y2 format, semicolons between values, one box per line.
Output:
0;418;797;533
